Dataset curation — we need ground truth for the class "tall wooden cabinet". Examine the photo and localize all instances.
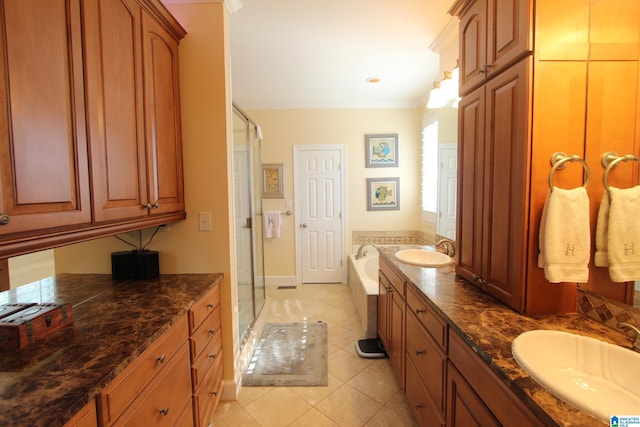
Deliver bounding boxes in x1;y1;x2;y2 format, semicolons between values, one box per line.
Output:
0;0;92;236
378;256;405;386
452;0;640;313
0;0;186;258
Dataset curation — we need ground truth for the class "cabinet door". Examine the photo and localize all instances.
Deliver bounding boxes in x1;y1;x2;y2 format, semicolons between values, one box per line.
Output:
388;289;405;387
458;0;486;95
486;0;531;78
447;362;500;427
84;0;149;223
377;272;390;351
0;0;91;236
141;12;185;216
456;85;485;286
481;58;531;311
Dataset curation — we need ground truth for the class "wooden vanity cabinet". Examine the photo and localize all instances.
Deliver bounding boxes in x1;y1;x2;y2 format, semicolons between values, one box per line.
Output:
378;256;405;386
64;400;98;427
405;286;448;426
188;282;223;427
96;315;192;427
447;331;544;427
0;0;92;237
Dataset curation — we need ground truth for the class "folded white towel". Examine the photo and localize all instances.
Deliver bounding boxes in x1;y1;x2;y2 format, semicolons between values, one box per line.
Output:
594;191;610;267
537;187;590;283
606;186;640;282
263;211;281;238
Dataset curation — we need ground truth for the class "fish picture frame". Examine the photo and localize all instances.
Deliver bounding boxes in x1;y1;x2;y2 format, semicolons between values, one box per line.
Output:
365;133;398;168
367;177;400;211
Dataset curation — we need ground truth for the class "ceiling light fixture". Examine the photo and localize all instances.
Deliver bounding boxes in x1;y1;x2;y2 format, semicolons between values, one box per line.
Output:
366;77;381;83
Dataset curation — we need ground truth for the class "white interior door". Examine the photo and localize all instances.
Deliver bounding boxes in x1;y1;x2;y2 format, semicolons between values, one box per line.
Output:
295;146;345;283
437;143;457;239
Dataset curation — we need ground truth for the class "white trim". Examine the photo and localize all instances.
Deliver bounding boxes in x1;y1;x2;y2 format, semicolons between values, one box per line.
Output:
293;144;348;285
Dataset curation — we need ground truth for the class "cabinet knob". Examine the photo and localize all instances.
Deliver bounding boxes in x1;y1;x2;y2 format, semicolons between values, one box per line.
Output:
156;354;166;364
385;286;392;293
0;214;9;225
211;391;219;396
209;352;217;360
142;203;153;209
415;403;425;410
415;308;426;315
209;328;217;335
152;202;160;209
207;303;214;309
160;407;170;416
415;350;426;356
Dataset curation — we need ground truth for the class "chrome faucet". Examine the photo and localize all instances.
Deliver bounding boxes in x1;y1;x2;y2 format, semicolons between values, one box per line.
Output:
437;238;456;258
618;322;640;352
355;243;377;260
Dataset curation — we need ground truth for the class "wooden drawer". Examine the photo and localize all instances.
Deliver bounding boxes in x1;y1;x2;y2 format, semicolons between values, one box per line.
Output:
98;316;188;425
189;303;221;362
192;353;223;427
174;400;194;427
189;283;220;333
191;324;222;390
406;310;447;417
112;343;192;427
405;354;445;427
64;399;97;427
380;256;405;297
449;331;544;427
406;285;447;349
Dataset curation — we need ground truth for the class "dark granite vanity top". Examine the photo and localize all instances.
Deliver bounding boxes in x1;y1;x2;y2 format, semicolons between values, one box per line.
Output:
378;247;628;426
0;273;222;427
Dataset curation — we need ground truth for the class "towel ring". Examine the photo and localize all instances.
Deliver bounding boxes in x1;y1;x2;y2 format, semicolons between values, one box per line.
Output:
548;152;590;191
601;151;640;191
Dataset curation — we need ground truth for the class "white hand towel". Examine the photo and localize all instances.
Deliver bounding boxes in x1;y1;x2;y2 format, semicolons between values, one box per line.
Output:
594;191;610;267
537;187;590;283
606;186;640;282
263;211;281;238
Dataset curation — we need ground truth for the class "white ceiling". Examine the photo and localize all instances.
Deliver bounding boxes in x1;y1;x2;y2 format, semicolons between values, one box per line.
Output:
229;0;456;110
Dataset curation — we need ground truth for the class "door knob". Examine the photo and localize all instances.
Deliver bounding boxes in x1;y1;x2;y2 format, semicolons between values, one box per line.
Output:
300;223;308;228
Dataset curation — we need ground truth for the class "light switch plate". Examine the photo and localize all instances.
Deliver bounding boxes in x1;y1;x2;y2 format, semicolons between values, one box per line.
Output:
198;212;212;231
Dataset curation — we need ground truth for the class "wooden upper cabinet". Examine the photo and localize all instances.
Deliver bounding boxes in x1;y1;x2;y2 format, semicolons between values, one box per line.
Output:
141;11;185;217
84;0;148;223
452;0;532;95
0;0;91;236
86;0;184;222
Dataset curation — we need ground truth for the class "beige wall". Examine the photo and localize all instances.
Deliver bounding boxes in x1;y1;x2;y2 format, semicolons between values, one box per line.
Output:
247;108;427;277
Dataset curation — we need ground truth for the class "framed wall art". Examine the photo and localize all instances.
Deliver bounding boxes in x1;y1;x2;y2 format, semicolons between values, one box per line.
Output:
262;163;284;198
365;133;398;167
367;177;400;211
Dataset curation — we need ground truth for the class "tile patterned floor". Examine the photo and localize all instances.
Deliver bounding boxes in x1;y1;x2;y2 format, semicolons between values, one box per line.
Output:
212;284;418;426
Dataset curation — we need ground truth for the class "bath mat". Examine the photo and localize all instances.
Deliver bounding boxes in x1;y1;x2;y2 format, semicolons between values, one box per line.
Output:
242;322;328;387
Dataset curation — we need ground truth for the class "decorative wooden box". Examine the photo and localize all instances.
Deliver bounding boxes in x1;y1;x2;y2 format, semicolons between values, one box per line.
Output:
0;302;73;351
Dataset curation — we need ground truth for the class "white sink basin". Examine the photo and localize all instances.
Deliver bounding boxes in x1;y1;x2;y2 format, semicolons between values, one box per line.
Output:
512;330;640;423
394;249;451;267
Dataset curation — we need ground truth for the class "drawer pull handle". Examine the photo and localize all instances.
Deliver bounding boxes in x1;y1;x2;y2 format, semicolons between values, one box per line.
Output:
211;391;218;396
160;407;170;416
415;403;425;410
156;354;166;363
415;350;426;356
209;328;217;335
207;303;214;308
415;309;426;314
209;353;217;359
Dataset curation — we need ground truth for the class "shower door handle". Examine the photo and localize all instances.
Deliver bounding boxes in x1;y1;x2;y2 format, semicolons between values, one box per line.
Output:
300;223;307;228
245;218;252;229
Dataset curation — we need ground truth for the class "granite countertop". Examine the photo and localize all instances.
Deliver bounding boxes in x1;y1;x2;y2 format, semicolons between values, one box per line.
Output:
378;247;629;427
0;273;223;427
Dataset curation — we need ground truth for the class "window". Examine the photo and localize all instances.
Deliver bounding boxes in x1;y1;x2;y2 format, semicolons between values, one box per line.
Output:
422;121;438;216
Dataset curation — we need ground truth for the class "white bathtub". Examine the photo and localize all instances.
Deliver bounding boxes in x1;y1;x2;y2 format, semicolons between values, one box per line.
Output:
347;249;380;339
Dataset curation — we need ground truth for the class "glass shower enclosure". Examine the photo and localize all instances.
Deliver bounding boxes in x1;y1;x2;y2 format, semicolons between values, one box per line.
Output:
232;105;266;350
